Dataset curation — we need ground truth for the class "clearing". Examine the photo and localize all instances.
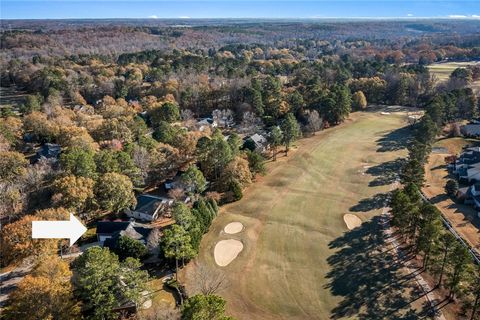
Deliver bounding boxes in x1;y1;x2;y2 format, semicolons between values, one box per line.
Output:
183;107;441;319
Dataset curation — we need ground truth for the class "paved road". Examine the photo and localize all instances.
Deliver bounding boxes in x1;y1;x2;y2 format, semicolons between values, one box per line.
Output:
0;263;33;309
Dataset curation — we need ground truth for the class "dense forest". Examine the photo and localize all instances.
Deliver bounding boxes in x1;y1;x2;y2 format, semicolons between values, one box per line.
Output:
1;19;480;320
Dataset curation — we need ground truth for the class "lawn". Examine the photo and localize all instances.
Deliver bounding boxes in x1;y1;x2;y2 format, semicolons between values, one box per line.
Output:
423;137;480;253
183;107;437;319
137;278;177;318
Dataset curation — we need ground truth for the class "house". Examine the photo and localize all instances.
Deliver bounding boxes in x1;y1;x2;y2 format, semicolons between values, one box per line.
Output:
164;172;194;194
164;174;184;191
244;133;268;153
451;147;480;182
124;194;173;222
96;221;133;243
96;220;151;245
461;124;480;138
458;183;480;208
196;118;218;132
33;143;61;162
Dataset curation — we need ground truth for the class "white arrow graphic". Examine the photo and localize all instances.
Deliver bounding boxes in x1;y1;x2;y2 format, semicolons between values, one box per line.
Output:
32;213;87;246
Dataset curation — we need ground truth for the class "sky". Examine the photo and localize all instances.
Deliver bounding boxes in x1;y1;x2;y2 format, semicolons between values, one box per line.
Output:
1;0;480;20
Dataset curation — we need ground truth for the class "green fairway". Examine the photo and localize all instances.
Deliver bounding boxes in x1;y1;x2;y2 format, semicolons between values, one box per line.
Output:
428;61;480;92
184;108;432;319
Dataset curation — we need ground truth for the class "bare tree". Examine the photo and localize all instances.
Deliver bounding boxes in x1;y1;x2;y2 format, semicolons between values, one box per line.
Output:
212;108;234;128
125;305;180;320
132;145;151;181
239;111;263;135
304;110;323;135
192;263;228;295
180;109;195;121
168;188;186;201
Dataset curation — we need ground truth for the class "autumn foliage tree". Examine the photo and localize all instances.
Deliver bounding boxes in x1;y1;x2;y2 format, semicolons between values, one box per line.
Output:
352;91;367;110
0;151;28;182
94;172;136;213
52;175;94;210
0;207;69;266
5;256;81;320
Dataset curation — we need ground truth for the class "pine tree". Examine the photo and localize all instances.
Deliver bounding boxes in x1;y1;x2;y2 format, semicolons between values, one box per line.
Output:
446;242;471;299
280;113;301;156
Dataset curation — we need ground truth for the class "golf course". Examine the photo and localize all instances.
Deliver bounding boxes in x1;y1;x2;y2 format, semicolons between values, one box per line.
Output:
428;61;480;93
184;107;433;319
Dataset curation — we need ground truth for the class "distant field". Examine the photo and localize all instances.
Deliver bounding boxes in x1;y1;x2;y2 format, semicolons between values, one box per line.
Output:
183;108;438;319
428;61;480;92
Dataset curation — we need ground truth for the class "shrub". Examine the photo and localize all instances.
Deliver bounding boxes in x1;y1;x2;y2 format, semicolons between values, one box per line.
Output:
445;179;459;197
230;180;243;201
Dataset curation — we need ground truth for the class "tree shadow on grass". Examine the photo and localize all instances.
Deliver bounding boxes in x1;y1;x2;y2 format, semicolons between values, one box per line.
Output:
376;127;412;153
367;158;406;187
350;193;390;212
325;217;435;319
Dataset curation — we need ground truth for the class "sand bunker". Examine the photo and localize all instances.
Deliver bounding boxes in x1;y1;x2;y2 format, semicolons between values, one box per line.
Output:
214;239;244;267
224;222;244;234
343;214;362;230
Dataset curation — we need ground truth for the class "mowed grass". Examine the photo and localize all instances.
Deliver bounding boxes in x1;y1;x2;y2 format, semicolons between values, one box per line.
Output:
184;108;434;319
428;61;480;92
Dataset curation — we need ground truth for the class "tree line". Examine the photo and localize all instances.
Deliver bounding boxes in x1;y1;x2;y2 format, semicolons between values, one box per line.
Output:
392;96;480;319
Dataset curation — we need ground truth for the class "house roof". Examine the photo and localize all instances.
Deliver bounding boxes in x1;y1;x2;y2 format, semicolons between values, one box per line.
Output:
197;118;215;125
462;125;480;137
250;133;266;145
133;195;166;217
468;170;480;182
96;221;132;235
164;173;185;190
458;167;468;177
119;224;146;241
458;186;470;196
466;147;480;153
102;223;151;248
34;143;61;161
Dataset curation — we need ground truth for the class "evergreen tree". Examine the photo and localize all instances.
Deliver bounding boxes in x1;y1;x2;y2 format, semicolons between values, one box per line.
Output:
268;126;283;161
446;243;471;299
181;165;208;195
435;232;457;288
401;158;425;186
468;265;480;320
112;236;148;261
280;113;301;156
60;147;97;179
416;204;442;268
74;247;148;320
182;294;235;320
162;225;196;277
252;89;265;116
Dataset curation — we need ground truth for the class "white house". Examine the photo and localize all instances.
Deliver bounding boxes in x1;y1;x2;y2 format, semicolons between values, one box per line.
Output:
249;133;268;152
196;118;218;132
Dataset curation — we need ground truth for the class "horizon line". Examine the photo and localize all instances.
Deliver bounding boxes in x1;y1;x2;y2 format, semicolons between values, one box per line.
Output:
2;16;480;21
